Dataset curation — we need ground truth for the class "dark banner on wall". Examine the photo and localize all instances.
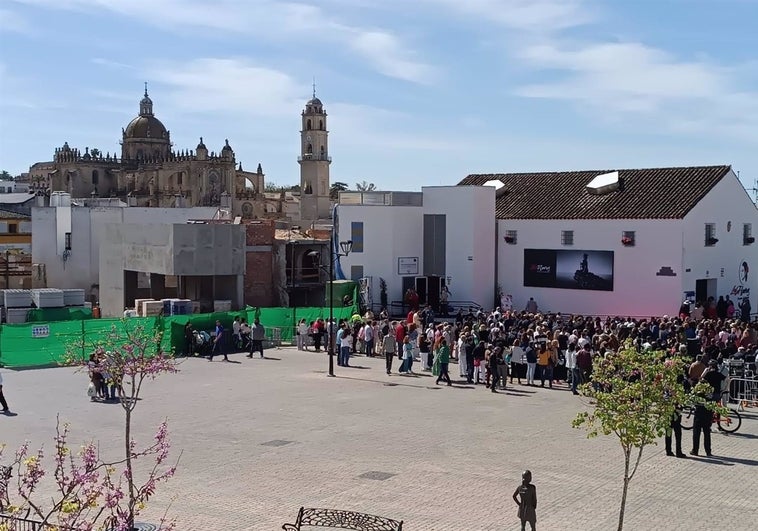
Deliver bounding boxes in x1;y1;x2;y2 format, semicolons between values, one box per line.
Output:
524;249;614;291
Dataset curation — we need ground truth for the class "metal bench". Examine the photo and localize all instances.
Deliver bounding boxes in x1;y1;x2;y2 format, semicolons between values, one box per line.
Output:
282;507;403;531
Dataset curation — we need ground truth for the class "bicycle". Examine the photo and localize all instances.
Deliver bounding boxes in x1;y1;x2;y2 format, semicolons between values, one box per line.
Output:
680;393;742;434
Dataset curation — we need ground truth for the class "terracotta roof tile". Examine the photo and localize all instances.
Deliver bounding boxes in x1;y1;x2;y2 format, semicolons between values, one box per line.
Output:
457;165;731;220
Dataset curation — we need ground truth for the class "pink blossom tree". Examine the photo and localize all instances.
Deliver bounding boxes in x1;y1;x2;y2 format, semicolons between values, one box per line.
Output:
1;319;180;530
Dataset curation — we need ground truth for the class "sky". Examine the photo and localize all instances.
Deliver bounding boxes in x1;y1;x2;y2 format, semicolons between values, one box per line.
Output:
1;0;757;196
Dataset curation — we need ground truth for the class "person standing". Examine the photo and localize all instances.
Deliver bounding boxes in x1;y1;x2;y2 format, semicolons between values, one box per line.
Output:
297;318;308;351
209;320;229;362
691;359;726;457
525;343;538;386
513;470;537;531
363;320;375;358
232;316;242;350
0;370;9;413
565;343;580;395
339;328;352;367
247;318;266;359
184;322;195;357
435;339;452;386
382;330;396;375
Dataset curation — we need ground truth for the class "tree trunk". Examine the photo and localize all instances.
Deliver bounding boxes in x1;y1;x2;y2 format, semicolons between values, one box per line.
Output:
125;406;136;529
618;449;631;531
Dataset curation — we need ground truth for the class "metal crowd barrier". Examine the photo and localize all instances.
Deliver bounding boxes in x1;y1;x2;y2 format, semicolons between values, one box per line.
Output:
728;377;758;411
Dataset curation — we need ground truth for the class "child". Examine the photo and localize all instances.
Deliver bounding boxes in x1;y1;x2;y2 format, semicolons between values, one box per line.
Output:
512;470;537;531
399;336;414;374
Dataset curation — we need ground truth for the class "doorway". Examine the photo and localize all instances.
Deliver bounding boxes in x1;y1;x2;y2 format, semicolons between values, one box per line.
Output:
695;278;717;304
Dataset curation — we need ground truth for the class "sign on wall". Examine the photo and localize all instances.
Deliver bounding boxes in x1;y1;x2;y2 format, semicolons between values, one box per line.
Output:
524;249;614;291
398;257;419;275
31;325;50;339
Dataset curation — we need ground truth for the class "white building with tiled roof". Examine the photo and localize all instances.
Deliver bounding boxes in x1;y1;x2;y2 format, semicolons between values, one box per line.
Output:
335;165;757;317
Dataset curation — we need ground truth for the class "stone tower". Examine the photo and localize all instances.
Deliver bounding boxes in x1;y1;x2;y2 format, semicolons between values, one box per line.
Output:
298;90;331;221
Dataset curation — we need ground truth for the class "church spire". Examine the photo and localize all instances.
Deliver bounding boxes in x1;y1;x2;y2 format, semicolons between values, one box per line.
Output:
139;82;153;116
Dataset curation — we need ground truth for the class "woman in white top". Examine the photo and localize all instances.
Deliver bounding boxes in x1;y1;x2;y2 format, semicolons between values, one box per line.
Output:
510;340;525;385
297;318;309;351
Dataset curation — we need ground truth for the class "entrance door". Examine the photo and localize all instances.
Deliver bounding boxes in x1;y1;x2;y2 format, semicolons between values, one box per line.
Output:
695;278;717;304
415;276;428;305
427;275;441;312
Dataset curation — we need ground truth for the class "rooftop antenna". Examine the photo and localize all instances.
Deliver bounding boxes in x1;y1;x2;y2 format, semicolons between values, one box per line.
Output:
739;170;758;204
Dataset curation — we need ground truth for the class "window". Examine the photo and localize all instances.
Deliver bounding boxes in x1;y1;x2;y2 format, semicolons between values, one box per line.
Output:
504;230;517;244
65;232;72;250
744;223;754;245
306;143;313;154
622;231;635;246
350;265;364;282
8;224;17;234
306;119;311;130
561;230;574;246
350;221;364;253
177;172;183;186
92;170;99;185
705;223;717;246
319;120;324;130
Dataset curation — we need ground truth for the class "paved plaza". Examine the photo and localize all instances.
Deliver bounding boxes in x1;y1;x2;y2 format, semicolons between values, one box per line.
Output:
2;347;757;530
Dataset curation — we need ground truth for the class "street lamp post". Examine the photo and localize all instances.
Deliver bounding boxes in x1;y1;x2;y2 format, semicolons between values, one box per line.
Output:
327;236;352;377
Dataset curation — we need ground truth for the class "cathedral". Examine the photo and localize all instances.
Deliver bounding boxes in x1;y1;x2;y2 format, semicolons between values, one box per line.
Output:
26;86;266;218
25;85;334;222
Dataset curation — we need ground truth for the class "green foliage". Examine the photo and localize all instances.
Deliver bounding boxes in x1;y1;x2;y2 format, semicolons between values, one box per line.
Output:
0;170;14;181
572;347;685;446
572;344;726;530
330;181;348;200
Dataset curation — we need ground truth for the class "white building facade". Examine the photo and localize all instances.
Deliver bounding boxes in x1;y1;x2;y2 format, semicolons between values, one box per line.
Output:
338;165;756;318
335;186;496;312
461;165;758;317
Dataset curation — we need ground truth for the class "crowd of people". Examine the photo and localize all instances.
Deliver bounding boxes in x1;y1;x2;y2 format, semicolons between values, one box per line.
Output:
302;303;755;395
291;300;756;459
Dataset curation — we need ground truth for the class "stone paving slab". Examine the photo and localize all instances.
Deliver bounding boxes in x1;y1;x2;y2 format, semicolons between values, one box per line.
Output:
1;347;757;530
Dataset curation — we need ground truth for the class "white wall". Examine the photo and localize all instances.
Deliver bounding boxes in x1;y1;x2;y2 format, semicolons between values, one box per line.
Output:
32;205;220;292
497;218;684;317
336;186;496;311
423;186;496;310
337;204;422;307
683;169;758;308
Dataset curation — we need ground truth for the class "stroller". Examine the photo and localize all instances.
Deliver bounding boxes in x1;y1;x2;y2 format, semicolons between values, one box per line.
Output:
193;330;213;357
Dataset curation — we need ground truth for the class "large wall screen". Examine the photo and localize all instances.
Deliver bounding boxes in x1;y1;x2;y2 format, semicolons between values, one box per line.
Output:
523;249;614;291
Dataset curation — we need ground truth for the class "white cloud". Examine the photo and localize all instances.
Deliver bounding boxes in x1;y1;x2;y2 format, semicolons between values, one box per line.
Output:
147;58;303;117
515;40;758;138
420;0;758;140
418;0;593;31
350;31;436;84
11;0;436;84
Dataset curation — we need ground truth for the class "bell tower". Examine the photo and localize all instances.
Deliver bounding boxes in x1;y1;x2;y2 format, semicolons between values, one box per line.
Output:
298;84;331;221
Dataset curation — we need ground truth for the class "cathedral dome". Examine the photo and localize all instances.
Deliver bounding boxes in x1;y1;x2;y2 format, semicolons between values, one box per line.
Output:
307;97;322;106
124;115;168;140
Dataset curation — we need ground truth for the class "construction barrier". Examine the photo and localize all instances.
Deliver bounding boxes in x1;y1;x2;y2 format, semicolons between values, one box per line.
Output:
0;305;357;369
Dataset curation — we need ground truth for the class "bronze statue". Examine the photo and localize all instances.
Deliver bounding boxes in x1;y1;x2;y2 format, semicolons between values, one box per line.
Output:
513;469;537;531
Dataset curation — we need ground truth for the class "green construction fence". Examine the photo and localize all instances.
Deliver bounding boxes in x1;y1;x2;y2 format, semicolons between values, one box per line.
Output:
0;305;357;369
